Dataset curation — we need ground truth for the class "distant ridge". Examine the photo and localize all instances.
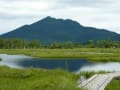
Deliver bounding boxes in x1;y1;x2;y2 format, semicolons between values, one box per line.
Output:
0;16;120;43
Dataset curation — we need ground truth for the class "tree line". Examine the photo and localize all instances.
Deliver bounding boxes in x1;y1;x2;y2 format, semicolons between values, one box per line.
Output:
0;38;120;49
0;38;40;49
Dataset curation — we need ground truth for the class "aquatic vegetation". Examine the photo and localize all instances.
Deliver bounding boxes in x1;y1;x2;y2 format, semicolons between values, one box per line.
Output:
0;58;2;61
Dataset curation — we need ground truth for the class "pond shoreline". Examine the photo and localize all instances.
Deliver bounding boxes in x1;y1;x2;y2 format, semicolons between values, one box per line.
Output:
0;48;120;62
0;54;120;72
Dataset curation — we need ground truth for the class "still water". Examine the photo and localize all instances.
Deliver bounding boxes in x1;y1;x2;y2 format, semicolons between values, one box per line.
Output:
0;54;120;72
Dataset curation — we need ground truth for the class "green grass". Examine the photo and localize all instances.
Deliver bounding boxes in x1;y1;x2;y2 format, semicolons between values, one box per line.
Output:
78;71;108;79
0;66;110;90
0;58;2;61
105;78;120;90
0;66;83;90
0;48;120;62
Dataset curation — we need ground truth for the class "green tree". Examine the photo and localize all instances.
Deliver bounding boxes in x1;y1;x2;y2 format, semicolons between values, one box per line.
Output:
29;40;40;48
63;41;74;49
50;41;62;48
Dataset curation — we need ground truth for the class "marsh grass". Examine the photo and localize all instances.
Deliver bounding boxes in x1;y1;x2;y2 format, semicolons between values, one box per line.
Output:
0;58;2;61
78;71;108;79
0;48;120;62
0;66;82;90
0;66;109;90
105;78;120;90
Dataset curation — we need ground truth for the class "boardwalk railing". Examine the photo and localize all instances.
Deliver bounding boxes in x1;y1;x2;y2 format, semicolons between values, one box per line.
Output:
79;72;120;90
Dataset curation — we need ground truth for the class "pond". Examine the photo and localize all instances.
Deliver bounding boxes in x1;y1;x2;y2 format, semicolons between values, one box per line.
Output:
0;54;120;73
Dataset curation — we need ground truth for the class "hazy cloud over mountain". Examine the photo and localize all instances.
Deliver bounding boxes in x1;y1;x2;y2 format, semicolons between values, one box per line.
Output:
0;0;120;34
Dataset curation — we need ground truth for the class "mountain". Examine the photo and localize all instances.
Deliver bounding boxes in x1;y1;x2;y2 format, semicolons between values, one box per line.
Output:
0;16;120;44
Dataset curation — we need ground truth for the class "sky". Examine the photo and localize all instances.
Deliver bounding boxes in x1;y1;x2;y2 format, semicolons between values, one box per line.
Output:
0;0;120;35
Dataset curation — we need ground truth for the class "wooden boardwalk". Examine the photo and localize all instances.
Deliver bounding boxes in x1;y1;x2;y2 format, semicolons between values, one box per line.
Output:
78;72;120;90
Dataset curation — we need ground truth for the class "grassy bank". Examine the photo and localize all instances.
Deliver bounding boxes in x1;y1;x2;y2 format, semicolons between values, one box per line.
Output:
0;66;110;90
0;48;120;62
105;79;120;90
0;66;82;90
79;71;107;79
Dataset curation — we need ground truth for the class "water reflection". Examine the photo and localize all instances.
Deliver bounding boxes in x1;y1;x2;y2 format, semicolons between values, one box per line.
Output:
0;54;91;72
0;54;120;72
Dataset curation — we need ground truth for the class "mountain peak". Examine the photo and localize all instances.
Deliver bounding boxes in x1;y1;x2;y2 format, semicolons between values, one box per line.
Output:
31;16;57;26
31;16;82;28
45;16;55;19
42;16;56;21
0;16;120;43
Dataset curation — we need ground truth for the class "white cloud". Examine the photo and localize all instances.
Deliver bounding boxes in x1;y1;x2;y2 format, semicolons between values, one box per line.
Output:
0;0;55;15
